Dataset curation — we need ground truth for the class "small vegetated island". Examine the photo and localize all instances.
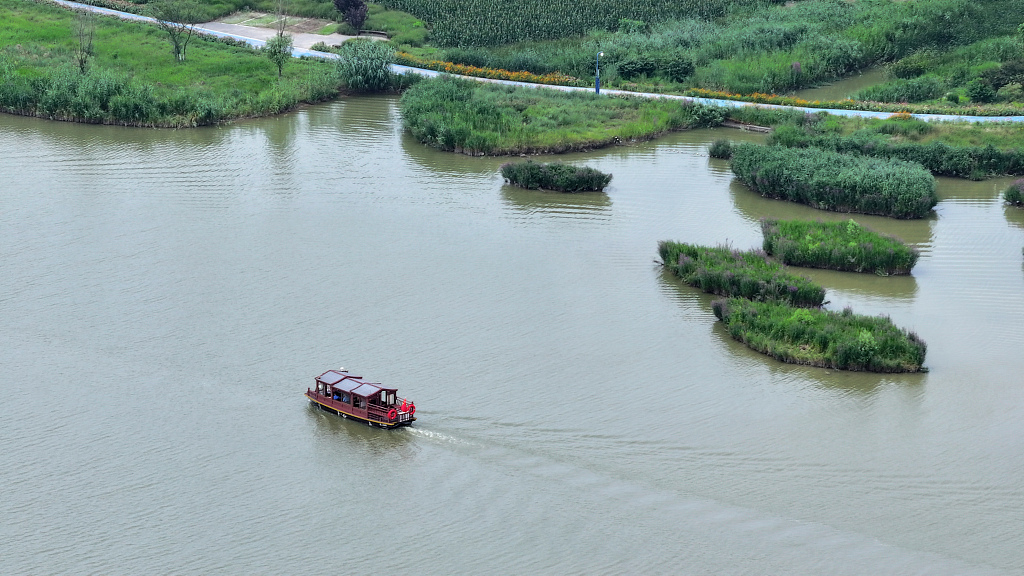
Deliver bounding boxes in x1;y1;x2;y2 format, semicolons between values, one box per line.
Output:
711;298;927;373
767;114;1024;181
728;142;938;219
658;240;926;373
761;219;919;275
399;76;723;155
658;242;825;307
500;161;611;192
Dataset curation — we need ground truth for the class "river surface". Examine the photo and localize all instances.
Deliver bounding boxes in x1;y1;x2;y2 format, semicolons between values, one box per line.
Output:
2;98;1023;574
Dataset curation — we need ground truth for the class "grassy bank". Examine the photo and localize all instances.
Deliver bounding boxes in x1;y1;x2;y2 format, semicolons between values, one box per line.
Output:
0;0;343;126
761;219;918;275
397;0;1024;100
730;143;938;219
658;242;825;307
399;75;724;155
712;298;927;372
500;161;611;192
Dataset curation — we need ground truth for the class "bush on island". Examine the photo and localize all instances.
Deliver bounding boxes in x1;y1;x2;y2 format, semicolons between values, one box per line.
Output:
1005;179;1024;206
708;139;733;159
730;143;938;219
500;161;612;192
712;298;927;373
658;242;825;307
761;219;919;275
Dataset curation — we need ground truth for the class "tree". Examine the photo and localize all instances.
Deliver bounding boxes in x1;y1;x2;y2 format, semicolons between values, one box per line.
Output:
265;0;293;78
333;0;368;30
73;10;96;74
150;1;203;62
265;34;293;78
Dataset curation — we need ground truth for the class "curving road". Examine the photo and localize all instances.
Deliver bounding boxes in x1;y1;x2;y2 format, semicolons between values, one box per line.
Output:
46;0;1024;123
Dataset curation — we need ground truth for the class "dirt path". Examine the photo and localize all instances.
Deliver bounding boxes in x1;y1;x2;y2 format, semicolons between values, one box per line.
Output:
197;21;355;50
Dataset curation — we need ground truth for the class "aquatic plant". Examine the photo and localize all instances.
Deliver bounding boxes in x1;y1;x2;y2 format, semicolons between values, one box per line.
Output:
658;242;825;307
500;161;611;192
729;143;938;219
761;219;919;275
767;125;1024;180
1005;179;1024;206
708;139;732;159
711;298;927;373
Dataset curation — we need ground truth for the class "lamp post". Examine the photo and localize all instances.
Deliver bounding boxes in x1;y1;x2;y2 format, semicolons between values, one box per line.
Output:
595;51;604;94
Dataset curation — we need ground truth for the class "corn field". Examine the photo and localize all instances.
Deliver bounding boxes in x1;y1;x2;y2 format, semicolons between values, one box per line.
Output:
374;0;768;46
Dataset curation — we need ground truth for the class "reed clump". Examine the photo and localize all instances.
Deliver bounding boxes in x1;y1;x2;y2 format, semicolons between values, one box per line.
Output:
729;143;938;219
761;219;919;275
500;161;612;192
769;124;1024;180
712;298;927;372
658;242;825;307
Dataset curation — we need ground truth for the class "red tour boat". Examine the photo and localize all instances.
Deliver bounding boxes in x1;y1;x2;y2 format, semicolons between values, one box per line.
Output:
306;368;416;428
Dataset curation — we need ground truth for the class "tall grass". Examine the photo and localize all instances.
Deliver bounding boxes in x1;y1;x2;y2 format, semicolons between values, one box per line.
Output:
401;0;1024;98
769;123;1024;180
336;40;395;92
761;219;919;275
854;76;944;103
730;143;938;219
658;242;825;307
500;161;612;192
376;0;776;47
399;75;724;155
712;298;927;372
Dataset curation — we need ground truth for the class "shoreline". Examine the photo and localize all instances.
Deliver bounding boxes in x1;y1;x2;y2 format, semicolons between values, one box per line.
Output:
41;0;1024;126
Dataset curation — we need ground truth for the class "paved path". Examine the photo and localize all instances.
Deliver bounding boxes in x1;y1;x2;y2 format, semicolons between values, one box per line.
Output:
45;0;1024;123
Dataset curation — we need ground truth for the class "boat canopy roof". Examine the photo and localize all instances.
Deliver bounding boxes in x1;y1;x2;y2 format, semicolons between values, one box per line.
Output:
316;370;396;397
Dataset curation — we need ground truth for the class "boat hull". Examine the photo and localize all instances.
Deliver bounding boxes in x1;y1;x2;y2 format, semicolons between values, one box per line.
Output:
306;392;415;429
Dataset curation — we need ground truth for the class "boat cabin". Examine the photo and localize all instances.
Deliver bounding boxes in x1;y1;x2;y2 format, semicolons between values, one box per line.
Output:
306;369;415;428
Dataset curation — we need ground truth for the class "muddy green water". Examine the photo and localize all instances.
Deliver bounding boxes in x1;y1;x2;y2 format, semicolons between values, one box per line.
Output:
793;68;889;102
2;98;1023;574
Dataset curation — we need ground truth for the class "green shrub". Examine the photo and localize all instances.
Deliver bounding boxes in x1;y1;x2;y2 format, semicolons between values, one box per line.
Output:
1005;179;1024;205
658;242;825;307
708;139;732;159
966;78;997;103
711;298;927;372
730;143;938;219
761;218;919;274
500;161;612;192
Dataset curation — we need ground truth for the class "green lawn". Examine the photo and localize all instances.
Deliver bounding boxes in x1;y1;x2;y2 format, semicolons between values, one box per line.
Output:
0;0;339;126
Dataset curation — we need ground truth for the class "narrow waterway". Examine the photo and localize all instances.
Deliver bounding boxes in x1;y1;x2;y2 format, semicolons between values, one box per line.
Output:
792;67;889;101
1;99;1023;574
